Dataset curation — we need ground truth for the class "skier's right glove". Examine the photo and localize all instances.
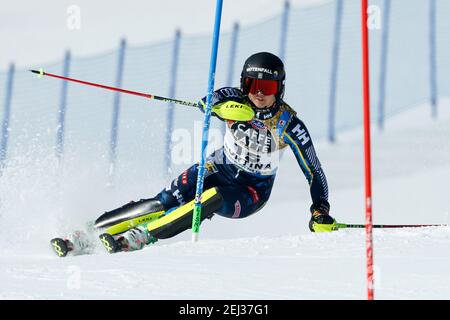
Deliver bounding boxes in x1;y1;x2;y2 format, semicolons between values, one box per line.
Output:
309;200;337;233
198;87;255;121
211;101;255;121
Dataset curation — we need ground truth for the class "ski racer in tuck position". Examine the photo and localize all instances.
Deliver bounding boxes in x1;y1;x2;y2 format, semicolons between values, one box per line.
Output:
51;52;337;257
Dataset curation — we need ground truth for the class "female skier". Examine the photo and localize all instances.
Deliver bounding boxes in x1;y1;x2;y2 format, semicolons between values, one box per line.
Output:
51;52;336;256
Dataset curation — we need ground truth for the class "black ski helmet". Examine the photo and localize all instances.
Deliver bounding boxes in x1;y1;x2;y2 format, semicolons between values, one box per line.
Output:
240;52;286;99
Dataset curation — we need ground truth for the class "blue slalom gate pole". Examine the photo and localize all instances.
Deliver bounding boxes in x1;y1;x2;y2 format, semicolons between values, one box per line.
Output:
192;0;223;242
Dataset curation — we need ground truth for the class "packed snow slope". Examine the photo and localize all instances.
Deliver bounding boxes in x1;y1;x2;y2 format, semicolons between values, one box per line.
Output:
0;100;449;300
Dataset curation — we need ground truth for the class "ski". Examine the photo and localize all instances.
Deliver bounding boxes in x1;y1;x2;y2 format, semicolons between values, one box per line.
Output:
98;229;158;254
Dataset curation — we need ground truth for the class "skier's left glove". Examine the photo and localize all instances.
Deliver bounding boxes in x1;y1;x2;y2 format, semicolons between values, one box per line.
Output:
309;200;337;233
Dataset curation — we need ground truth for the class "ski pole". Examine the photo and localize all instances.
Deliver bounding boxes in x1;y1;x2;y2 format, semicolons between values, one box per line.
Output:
30;69;199;108
336;223;447;229
192;0;223;243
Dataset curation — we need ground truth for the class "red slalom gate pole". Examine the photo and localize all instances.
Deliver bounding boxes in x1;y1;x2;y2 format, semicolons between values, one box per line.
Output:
361;0;374;300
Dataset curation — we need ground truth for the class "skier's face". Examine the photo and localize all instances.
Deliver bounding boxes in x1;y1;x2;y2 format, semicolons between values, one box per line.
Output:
248;91;276;109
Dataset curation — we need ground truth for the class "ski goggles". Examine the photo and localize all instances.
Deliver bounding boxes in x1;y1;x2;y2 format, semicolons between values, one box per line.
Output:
243;78;279;96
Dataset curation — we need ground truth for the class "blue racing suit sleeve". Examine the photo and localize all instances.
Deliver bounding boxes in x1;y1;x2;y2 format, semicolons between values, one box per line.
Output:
282;115;330;214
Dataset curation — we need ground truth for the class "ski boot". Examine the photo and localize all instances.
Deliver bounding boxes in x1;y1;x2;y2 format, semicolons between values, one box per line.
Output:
99;225;157;254
50;230;93;257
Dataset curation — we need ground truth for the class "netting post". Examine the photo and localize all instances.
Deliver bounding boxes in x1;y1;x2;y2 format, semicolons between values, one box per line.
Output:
328;0;343;143
279;0;290;62
56;50;71;160
0;63;15;167
165;29;181;176
377;0;391;130
429;0;438;118
109;38;127;180
223;22;239;135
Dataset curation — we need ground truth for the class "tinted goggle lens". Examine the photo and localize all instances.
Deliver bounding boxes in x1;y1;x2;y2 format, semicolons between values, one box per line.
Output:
244;78;278;95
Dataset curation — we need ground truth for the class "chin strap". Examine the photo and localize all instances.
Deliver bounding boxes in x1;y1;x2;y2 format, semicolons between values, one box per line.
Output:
252;101;281;120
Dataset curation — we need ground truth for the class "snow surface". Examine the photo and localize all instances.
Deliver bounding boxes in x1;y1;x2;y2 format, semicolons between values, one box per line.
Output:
0;100;449;300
